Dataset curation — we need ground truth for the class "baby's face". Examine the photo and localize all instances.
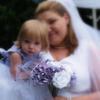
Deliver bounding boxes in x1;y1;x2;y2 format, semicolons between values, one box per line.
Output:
21;39;42;56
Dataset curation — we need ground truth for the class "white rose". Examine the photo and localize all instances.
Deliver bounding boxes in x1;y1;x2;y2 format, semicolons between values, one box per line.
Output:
52;68;73;89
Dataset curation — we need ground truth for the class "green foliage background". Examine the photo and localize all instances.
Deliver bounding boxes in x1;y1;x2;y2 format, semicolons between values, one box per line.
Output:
0;0;42;49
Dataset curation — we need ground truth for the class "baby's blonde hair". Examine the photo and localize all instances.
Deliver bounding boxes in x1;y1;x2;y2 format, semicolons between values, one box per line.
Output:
16;19;49;51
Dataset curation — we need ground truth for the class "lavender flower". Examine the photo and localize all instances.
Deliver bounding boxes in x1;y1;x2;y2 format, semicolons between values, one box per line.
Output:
20;60;63;85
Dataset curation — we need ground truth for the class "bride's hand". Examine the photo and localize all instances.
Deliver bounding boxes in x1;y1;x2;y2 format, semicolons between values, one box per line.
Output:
54;96;67;100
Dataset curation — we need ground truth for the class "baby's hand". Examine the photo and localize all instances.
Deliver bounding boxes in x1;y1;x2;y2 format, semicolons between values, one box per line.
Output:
17;72;30;80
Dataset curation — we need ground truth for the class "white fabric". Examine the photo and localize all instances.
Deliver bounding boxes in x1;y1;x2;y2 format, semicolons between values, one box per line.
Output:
74;0;100;8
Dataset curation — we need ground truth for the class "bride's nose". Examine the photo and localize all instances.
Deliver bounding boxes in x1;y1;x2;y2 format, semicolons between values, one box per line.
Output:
48;25;53;34
48;27;51;33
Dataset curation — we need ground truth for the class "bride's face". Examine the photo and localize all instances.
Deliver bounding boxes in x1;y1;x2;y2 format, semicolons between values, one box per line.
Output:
38;11;69;47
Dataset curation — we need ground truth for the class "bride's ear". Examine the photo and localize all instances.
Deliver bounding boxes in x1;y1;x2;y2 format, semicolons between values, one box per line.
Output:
63;13;69;25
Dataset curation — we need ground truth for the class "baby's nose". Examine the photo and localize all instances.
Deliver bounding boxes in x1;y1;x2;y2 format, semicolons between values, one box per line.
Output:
29;44;35;49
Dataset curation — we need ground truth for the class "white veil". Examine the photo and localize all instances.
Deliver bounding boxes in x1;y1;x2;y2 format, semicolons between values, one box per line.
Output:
49;0;100;92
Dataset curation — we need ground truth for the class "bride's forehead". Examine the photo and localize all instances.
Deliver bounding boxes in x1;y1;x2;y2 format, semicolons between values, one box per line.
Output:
37;11;58;19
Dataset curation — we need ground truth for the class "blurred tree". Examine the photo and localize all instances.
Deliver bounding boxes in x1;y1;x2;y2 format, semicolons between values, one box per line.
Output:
0;0;44;49
32;0;43;3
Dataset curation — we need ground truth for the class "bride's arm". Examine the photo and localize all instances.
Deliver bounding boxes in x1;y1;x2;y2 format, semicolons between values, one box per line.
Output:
54;92;100;100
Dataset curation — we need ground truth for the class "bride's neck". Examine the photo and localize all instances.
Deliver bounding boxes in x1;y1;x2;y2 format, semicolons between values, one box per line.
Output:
50;46;69;61
50;45;67;50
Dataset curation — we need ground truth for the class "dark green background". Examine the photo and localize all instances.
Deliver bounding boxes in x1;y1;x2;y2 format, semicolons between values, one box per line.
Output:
0;0;44;49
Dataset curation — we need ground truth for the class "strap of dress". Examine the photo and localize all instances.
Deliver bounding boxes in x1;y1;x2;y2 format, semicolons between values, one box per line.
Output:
0;48;8;58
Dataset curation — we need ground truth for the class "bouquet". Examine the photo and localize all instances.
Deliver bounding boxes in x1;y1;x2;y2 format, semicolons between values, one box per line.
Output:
18;60;76;89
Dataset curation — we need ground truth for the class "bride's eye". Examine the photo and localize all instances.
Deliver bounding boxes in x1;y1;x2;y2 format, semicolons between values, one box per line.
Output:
48;19;56;24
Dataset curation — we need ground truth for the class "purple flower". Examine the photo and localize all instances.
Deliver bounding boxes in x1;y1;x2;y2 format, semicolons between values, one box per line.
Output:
19;60;76;88
30;61;63;85
21;60;63;86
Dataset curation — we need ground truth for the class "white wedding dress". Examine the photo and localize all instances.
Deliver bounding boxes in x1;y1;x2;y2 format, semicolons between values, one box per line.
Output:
42;40;92;98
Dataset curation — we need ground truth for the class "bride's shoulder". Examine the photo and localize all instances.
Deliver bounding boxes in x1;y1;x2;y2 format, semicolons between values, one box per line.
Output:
39;51;52;60
76;39;91;51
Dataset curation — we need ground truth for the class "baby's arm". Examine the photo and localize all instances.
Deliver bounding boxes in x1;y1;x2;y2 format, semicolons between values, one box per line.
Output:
9;52;22;80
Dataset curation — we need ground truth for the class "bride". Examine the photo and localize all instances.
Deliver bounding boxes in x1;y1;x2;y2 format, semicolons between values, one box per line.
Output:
35;0;100;100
